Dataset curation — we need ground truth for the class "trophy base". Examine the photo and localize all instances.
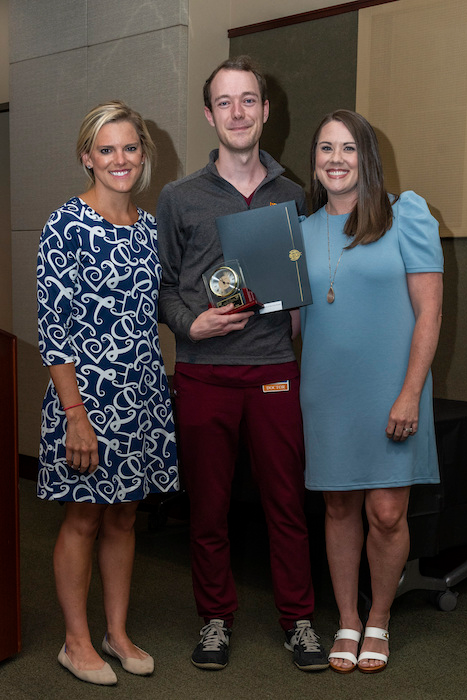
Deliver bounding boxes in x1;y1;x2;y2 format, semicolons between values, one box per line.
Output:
209;288;263;314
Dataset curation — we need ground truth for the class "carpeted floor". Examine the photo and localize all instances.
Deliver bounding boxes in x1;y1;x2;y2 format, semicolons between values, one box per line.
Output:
1;477;466;700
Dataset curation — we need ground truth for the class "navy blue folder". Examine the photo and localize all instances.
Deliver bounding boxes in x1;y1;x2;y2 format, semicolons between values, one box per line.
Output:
216;201;312;313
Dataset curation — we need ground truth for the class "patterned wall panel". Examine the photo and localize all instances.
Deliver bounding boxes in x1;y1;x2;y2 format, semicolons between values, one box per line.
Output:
87;25;188;214
9;0;189;454
10;49;87;231
9;0;87;62
88;0;188;45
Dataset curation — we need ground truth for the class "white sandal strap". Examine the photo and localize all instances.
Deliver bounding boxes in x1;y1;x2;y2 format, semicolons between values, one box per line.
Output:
363;626;389;641
357;651;388;664
334;628;362;643
329;651;358;666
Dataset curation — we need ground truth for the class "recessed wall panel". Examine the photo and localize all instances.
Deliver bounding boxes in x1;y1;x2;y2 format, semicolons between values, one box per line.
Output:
230;13;358;198
0;111;12;332
12;230;49;457
11;229;41;346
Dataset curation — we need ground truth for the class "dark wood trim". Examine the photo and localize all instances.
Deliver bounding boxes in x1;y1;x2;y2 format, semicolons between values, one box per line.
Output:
228;0;399;38
0;102;9;113
0;329;21;660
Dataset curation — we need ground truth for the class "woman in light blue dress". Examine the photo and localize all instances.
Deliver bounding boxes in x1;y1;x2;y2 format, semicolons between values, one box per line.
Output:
37;101;178;684
300;110;443;674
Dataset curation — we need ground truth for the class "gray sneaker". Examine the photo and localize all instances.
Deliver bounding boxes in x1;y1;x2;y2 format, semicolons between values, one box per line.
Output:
191;619;231;670
284;620;329;671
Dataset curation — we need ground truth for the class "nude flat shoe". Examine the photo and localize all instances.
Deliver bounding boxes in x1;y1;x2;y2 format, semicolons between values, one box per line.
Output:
102;635;154;675
328;628;361;674
58;643;117;685
357;627;389;674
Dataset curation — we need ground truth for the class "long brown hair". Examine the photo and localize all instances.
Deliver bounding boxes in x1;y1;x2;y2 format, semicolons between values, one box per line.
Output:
310;109;397;248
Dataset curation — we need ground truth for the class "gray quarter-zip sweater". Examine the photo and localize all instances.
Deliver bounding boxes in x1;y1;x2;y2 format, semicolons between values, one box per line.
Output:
157;149;307;365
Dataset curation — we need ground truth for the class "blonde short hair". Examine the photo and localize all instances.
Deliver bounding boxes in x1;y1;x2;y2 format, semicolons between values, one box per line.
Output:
76;100;156;193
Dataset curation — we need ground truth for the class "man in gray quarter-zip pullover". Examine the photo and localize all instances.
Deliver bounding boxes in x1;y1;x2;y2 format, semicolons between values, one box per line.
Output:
156;55;327;674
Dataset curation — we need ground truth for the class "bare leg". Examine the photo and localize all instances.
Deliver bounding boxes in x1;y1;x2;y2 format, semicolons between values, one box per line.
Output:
54;502;107;670
324;490;365;670
98;501;148;660
359;486;411;670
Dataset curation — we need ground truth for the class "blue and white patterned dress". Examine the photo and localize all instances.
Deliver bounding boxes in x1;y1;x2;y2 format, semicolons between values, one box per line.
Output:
37;197;179;503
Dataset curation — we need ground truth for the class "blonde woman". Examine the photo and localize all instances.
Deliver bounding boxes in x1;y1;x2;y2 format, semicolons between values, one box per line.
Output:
37;101;178;684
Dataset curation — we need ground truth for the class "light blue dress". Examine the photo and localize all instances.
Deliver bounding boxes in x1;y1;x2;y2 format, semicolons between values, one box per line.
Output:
37;197;179;503
300;191;444;491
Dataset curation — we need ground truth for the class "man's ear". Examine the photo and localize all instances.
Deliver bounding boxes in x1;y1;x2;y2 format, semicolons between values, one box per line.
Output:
204;105;215;128
263;100;270;124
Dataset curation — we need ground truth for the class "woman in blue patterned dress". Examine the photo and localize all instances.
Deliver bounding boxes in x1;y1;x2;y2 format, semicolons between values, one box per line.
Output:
299;111;443;674
37;101;178;684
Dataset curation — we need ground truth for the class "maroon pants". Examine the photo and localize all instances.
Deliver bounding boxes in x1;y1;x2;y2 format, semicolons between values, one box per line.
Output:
173;362;315;631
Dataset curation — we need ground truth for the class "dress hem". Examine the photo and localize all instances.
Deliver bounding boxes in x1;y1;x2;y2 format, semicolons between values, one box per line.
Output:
36;484;180;504
305;476;440;492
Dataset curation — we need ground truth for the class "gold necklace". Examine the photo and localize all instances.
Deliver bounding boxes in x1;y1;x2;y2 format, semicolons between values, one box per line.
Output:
326;210;345;304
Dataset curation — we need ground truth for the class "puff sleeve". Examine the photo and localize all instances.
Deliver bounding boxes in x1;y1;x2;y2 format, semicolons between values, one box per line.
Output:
396;191;444;273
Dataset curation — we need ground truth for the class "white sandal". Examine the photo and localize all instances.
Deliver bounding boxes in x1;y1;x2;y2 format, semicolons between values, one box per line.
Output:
357;626;389;674
328;628;362;674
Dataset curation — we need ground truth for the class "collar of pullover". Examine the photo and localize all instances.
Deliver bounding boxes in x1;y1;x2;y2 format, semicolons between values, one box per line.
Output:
206;149;285;188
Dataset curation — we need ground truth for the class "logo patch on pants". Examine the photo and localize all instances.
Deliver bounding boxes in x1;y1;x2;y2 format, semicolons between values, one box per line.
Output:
262;380;290;393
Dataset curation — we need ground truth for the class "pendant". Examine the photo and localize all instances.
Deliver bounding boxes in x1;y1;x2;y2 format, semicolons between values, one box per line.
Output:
327;287;335;304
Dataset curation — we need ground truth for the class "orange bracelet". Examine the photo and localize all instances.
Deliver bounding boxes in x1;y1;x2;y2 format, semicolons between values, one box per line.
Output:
63;402;84;411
